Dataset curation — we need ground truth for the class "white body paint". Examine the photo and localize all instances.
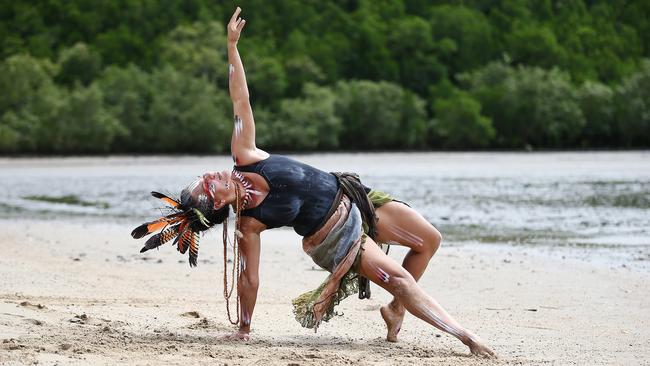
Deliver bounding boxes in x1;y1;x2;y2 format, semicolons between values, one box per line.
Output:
234;115;243;137
387;223;424;246
418;304;464;339
241;309;251;326
240;254;247;272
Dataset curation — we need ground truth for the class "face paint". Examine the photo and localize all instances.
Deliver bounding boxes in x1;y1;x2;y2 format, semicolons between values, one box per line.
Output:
202;179;216;202
387;223;424;246
197;193;209;208
199;170;233;209
234;115;243;137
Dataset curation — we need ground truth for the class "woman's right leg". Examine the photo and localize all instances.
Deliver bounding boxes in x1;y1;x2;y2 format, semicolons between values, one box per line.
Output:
357;237;495;358
374;201;443;341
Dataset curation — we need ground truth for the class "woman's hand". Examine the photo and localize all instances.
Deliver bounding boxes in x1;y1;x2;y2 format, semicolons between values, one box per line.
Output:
465;336;496;358
227;7;246;44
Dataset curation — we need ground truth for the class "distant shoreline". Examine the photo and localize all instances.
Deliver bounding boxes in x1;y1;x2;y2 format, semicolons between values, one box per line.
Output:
2;148;650;160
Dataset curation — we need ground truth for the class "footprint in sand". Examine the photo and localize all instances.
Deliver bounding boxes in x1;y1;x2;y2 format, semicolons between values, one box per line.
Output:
18;301;47;310
180;311;201;318
69;313;88;324
24;318;43;326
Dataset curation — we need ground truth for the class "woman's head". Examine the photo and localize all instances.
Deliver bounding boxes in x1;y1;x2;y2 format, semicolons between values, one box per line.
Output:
132;169;239;266
179;170;233;230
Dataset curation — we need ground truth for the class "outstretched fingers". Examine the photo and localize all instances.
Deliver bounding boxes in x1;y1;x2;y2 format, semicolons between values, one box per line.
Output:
237;19;246;31
228;8;246;41
469;339;497;358
229;7;241;25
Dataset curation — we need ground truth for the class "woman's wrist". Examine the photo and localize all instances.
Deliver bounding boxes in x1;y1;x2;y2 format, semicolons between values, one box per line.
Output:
459;330;478;346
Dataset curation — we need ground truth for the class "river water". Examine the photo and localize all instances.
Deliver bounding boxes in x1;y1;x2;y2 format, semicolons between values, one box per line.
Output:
1;152;648;253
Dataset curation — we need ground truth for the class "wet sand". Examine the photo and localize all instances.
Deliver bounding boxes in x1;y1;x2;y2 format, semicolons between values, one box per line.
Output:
1;219;648;365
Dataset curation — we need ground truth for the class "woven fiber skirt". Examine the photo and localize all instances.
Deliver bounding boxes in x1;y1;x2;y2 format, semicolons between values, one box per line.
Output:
292;195;365;331
291;190;402;331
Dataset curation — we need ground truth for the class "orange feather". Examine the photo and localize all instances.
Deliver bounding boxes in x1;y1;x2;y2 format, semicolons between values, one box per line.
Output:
151;191;180;208
176;222;189;254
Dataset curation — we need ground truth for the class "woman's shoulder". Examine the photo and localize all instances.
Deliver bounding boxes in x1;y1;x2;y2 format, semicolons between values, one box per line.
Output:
234;149;271;168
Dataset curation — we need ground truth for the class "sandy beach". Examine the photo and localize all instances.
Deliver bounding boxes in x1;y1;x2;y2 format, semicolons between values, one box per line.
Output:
1;218;648;365
1;153;649;365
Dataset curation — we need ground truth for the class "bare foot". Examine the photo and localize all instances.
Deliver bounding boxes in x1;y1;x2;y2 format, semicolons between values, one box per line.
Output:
380;304;405;342
222;329;250;341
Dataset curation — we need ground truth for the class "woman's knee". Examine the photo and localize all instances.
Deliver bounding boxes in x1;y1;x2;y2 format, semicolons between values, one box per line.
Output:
384;269;417;297
429;227;442;255
419;226;442;258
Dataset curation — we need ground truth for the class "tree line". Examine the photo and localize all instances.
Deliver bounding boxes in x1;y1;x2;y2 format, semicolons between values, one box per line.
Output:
1;0;649;153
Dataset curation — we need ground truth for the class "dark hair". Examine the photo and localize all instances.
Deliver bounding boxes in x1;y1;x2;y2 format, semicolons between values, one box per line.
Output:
179;185;230;232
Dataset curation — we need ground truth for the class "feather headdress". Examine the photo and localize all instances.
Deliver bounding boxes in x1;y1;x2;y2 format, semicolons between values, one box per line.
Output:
131;191;213;267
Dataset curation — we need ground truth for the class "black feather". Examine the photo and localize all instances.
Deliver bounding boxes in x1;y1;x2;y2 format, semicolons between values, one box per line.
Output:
140;225;180;253
131;212;185;239
131;224;149;239
188;233;200;267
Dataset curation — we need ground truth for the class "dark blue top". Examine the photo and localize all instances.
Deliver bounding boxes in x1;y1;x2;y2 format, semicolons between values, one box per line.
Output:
234;155;339;236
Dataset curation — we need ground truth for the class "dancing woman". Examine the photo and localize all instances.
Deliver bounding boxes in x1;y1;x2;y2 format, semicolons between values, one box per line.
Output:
132;7;494;358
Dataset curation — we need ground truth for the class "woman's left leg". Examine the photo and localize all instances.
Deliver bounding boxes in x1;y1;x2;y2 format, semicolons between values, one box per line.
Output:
357;236;495;357
374;201;442;341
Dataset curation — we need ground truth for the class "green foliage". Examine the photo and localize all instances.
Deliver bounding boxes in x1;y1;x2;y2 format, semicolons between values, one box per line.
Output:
147;67;231;153
335;80;427;149
284;56;325;97
505;23;566;69
0;54;61;152
49;84;122;153
98;65;152;152
431;91;495;148
428;4;496;76
0;54;121;153
246;55;288;106
387;16;446;95
576;81;615;146
99;65;231;153
1;0;650;152
159;21;228;87
56;43;102;87
267;83;341;150
461;62;585;147
615;60;650;147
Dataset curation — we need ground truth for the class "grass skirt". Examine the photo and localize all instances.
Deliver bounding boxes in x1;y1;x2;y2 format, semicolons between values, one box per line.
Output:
292;191;395;331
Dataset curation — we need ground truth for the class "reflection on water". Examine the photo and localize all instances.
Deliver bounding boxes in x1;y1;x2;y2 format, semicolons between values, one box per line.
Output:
1;152;649;249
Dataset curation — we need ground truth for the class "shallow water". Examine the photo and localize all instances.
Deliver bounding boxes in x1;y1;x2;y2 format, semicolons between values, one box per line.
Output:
1;152;648;250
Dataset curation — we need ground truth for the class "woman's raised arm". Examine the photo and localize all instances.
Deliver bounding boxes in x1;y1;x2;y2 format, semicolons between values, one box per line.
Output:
227;7;268;165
